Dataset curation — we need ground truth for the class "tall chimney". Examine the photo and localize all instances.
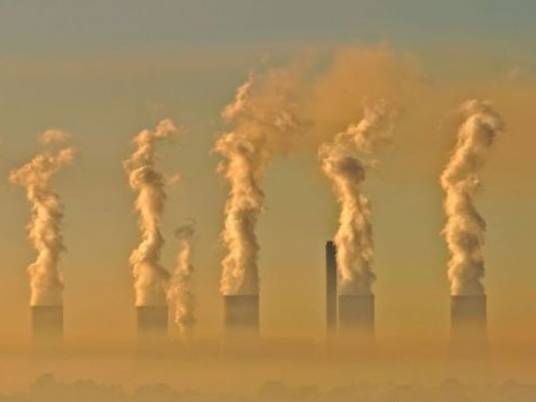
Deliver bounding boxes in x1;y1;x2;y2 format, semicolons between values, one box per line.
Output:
223;295;259;334
31;305;63;347
338;294;375;337
325;241;338;334
136;305;168;337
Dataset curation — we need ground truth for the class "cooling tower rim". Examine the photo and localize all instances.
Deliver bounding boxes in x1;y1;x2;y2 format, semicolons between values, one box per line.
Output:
135;304;169;307
30;304;63;308
338;294;375;299
450;294;487;300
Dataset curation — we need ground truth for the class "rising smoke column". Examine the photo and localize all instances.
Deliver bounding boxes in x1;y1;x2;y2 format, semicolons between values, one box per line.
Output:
440;100;504;295
215;70;302;295
9;130;75;306
123;119;178;306
167;222;196;336
319;102;394;294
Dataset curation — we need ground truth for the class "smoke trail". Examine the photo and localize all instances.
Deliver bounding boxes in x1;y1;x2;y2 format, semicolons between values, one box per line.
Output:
123;119;178;306
319;102;394;295
215;70;302;295
9;131;75;306
440;100;504;295
167;222;196;337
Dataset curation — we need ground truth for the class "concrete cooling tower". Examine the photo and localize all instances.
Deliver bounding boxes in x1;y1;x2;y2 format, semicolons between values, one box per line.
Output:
325;241;338;334
450;295;488;357
451;295;487;339
338;294;375;335
31;305;63;343
223;295;259;333
136;305;169;336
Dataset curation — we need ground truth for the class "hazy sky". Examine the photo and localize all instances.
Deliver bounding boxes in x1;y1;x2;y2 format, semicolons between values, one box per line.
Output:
2;0;536;53
0;1;535;345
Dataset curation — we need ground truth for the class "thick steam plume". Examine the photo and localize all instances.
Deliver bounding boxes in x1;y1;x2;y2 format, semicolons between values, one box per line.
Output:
440;100;504;295
215;70;302;295
168;222;196;336
9;130;75;306
319;102;394;294
123;119;178;306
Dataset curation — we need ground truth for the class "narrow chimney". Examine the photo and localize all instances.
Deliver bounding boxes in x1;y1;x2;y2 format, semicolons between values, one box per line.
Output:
326;241;338;335
223;295;259;334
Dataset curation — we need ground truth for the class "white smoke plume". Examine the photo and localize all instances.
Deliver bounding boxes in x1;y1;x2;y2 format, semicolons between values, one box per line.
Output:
215;69;303;295
123;119;179;306
167;222;196;337
440;100;504;295
319;102;395;295
9;131;75;306
40;129;71;145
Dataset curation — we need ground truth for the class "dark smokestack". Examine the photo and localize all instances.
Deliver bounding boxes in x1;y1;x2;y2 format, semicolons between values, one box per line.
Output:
136;306;168;336
338;294;375;336
223;295;259;333
31;306;63;343
326;241;338;334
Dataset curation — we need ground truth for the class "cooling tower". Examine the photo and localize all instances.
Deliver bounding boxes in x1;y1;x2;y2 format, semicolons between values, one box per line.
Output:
451;295;487;340
223;295;259;333
325;241;338;334
338;294;375;335
136;305;168;336
31;305;63;342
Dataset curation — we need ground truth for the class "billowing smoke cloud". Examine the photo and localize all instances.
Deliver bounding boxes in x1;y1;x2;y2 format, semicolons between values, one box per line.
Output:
167;222;196;337
40;129;71;145
215;68;304;295
440;100;504;295
123;119;178;306
319;102;395;295
9;131;75;306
